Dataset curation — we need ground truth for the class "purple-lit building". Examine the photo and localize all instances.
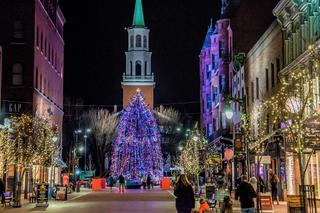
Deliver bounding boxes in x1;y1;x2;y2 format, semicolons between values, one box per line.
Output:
0;0;65;189
199;18;233;145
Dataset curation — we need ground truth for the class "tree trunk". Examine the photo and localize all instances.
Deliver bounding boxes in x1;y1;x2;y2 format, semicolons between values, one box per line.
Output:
298;151;307;213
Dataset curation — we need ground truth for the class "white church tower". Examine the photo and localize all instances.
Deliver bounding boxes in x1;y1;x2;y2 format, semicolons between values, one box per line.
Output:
122;0;155;108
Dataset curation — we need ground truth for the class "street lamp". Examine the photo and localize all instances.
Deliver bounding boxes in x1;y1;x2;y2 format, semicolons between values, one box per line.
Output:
83;128;91;171
225;106;234;120
79;146;84;152
224;106;236;190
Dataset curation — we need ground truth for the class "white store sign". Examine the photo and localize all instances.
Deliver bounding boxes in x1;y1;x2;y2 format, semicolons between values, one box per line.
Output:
255;156;271;164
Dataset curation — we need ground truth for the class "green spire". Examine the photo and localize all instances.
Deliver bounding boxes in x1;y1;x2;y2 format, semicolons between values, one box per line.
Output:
132;0;145;28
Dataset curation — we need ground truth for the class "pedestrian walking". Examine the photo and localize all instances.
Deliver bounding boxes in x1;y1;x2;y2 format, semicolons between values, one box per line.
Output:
118;174;125;193
142;175;147;190
235;175;257;213
174;174;195;213
147;174;152;190
108;176;114;192
220;196;233;213
258;176;265;193
249;176;257;192
269;170;279;205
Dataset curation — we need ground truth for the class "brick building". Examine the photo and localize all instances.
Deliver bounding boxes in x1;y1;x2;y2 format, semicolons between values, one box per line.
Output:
0;0;65;190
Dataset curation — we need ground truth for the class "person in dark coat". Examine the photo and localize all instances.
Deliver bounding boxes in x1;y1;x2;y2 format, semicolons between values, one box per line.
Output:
235;175;257;213
118;174;125;193
174;174;195;213
258;176;265;193
146;174;152;190
107;176;114;192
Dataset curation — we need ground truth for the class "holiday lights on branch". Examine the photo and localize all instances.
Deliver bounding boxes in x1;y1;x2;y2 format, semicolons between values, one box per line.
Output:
181;123;206;178
111;91;163;181
249;65;319;152
0;114;58;169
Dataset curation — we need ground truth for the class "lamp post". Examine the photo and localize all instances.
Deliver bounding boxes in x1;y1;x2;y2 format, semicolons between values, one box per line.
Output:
224;96;249;190
84;128;91;171
225;106;236;190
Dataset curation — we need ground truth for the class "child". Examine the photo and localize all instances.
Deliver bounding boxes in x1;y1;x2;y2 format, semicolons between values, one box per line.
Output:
199;198;211;213
220;196;233;213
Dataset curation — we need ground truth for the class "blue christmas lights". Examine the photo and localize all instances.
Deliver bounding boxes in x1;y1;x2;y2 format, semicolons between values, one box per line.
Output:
111;91;163;181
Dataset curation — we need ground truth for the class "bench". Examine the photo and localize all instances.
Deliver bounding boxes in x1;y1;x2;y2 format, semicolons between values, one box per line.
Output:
3;192;12;207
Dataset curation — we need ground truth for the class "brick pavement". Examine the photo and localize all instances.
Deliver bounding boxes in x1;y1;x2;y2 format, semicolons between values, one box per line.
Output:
1;187;176;213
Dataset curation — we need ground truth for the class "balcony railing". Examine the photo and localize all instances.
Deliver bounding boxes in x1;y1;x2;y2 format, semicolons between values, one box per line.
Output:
122;73;154;82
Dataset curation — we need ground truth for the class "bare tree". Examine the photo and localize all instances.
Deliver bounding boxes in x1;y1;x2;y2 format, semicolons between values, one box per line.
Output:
81;109;118;176
154;105;181;126
154;106;182;166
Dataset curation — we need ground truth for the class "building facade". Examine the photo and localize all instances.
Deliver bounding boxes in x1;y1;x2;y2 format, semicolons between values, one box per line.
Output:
244;20;284;197
199;18;233;144
122;0;155;108
0;0;65;190
274;0;320;198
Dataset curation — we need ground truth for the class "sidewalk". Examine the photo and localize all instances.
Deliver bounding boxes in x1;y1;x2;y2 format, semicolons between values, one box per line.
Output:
1;188;91;212
232;199;287;213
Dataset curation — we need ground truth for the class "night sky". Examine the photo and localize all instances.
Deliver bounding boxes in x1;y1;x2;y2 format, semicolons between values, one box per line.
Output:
60;0;220;115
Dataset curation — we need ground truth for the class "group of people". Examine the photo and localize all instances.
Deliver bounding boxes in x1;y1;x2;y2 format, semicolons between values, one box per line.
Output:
173;174;232;213
107;173;154;193
141;174;152;190
235;170;280;213
107;174;125;193
173;170;280;213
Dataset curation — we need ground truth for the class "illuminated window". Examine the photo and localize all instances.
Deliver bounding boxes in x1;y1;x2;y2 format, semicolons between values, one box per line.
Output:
136;35;142;47
12;63;23;85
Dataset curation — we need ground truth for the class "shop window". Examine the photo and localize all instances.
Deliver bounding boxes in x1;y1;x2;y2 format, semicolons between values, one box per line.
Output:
12;63;23;85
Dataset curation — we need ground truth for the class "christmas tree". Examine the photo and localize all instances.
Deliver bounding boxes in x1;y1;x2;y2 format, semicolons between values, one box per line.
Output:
111;90;163;181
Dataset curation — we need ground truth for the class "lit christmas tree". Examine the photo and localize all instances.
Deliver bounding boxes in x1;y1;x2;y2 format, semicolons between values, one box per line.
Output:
111;90;163;181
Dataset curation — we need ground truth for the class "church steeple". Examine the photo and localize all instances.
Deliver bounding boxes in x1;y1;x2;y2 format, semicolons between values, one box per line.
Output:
132;0;145;28
122;0;154;108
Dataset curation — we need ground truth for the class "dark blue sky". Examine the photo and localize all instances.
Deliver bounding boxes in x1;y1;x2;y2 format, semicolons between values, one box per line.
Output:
60;0;220;115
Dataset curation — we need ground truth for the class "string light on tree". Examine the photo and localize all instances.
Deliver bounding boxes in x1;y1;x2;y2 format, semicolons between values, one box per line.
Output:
111;90;163;181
